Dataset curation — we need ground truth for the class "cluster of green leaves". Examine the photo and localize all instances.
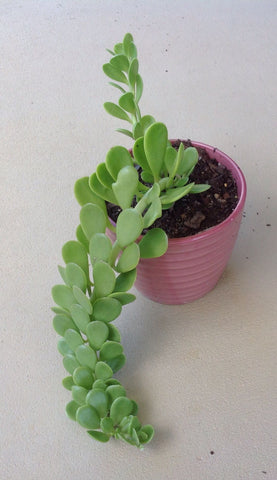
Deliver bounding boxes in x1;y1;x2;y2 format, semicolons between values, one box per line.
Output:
103;32;156;139
52;179;167;448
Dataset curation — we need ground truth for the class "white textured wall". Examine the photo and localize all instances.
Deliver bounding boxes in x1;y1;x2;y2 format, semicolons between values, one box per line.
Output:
1;1;276;479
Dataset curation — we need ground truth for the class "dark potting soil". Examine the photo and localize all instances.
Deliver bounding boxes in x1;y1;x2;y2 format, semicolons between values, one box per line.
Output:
107;140;239;238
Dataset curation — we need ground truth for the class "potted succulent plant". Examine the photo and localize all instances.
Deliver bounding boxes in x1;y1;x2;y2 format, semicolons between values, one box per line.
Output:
51;33;246;448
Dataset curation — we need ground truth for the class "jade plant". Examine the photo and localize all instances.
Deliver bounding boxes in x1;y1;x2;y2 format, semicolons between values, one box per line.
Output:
52;33;210;449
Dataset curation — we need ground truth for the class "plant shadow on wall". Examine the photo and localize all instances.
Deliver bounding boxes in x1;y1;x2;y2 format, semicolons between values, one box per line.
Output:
51;33;246;449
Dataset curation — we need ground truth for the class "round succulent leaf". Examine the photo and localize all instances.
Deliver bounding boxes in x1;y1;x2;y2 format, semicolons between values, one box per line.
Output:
66;400;79;421
128;57;138;87
73;366;94;389
95;361;113;380
110;397;134;426
93;261;116;298
74;177;107;210
52;285;76;311
99;341;123;362
103;102;131;123
96;162;114;189
133;136;149;171
139;425;155;444
75;344;97;371
116;209;143;248
58;265;68;284
62;241;89;279
93;297;122;323
76;224;89;252
106;354;126;373
178;146;198;175
86;389;108;418
58;339;74;357
106;385;126;405
93;379;106;390
114;42;124;54
105;378;121;386
63;354;80;375
165;145;178;175
80;203;107;241
51;306;71;316
73;286;92;314
119;92;136;114
86;321;109;350
112;165;138;210
143;197;162;229
106;146;133;180
89;172;117;204
76;405;100;429
62;376;74;391
123;32;133;54
70;304;90;333
87;430;110;443
64;329;84;351
107;324;121;343
131;400;138;416
72;386;89;405
135;73;143;103
100;417;115;434
110;54;129;72
65;263;87;292
113;269;137;292
141;171;154;183
89;233;112;265
102;63;128;84
139;228;168;259
144;122;168;181
109;292;136;305
53;314;77;336
116;242;140;273
160;183;195;205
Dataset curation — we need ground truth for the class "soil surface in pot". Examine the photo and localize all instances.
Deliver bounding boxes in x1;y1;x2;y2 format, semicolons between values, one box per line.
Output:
107;140;239;238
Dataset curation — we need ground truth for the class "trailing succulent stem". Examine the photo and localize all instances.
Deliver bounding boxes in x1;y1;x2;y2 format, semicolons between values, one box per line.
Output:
52;175;167;448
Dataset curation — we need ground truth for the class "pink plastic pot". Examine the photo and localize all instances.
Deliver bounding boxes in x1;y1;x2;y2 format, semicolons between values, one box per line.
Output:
109;141;247;305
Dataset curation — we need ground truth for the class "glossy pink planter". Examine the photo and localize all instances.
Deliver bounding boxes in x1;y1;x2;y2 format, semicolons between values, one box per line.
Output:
109;141;247;305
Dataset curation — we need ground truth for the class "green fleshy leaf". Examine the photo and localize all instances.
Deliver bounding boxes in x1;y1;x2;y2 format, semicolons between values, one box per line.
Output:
116;128;134;139
51;306;71;316
116;242;140;273
141;171;154;183
70;304;90;333
96;163;115;189
62;376;74;391
114;43;124;54
99;341;123;361
165;145;178;176
119;92;136;114
178;146;198;175
143;197;162;229
139;425;155;444
86;389;108;417
76;405;100;429
62;241;89;280
110;54;129;72
89;233;112;265
87;430;110;443
103;102;131;122
52;285;76;311
58;265;68;284
144;122;168;181
53;314;77;336
74;177;106;211
93;297;122;323
106;385;126;405
128;58;138;88
160;183;195;204
76;224;89;252
109;292;136;305
100;417;115;434
57;339;73;357
86;321;109;351
110;397;134;426
63;354;80;374
66;400;79;421
106;146;133;180
93;261;116;297
112;165;138;210
113;269;137;292
65;263;87;292
64;329;84;351
72;386;89;405
89;172;117;204
103;63;128;84
106;354;126;373
73;286;93;314
75;344;97;371
80;203;107;241
123;33;133;55
189;184;210;193
95;361;113;380
116;209;143;248
135;74;143;103
73;366;94;389
109;82;126;94
107;323;121;342
133;136;150;172
139;228;168;259
93;379;106;390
